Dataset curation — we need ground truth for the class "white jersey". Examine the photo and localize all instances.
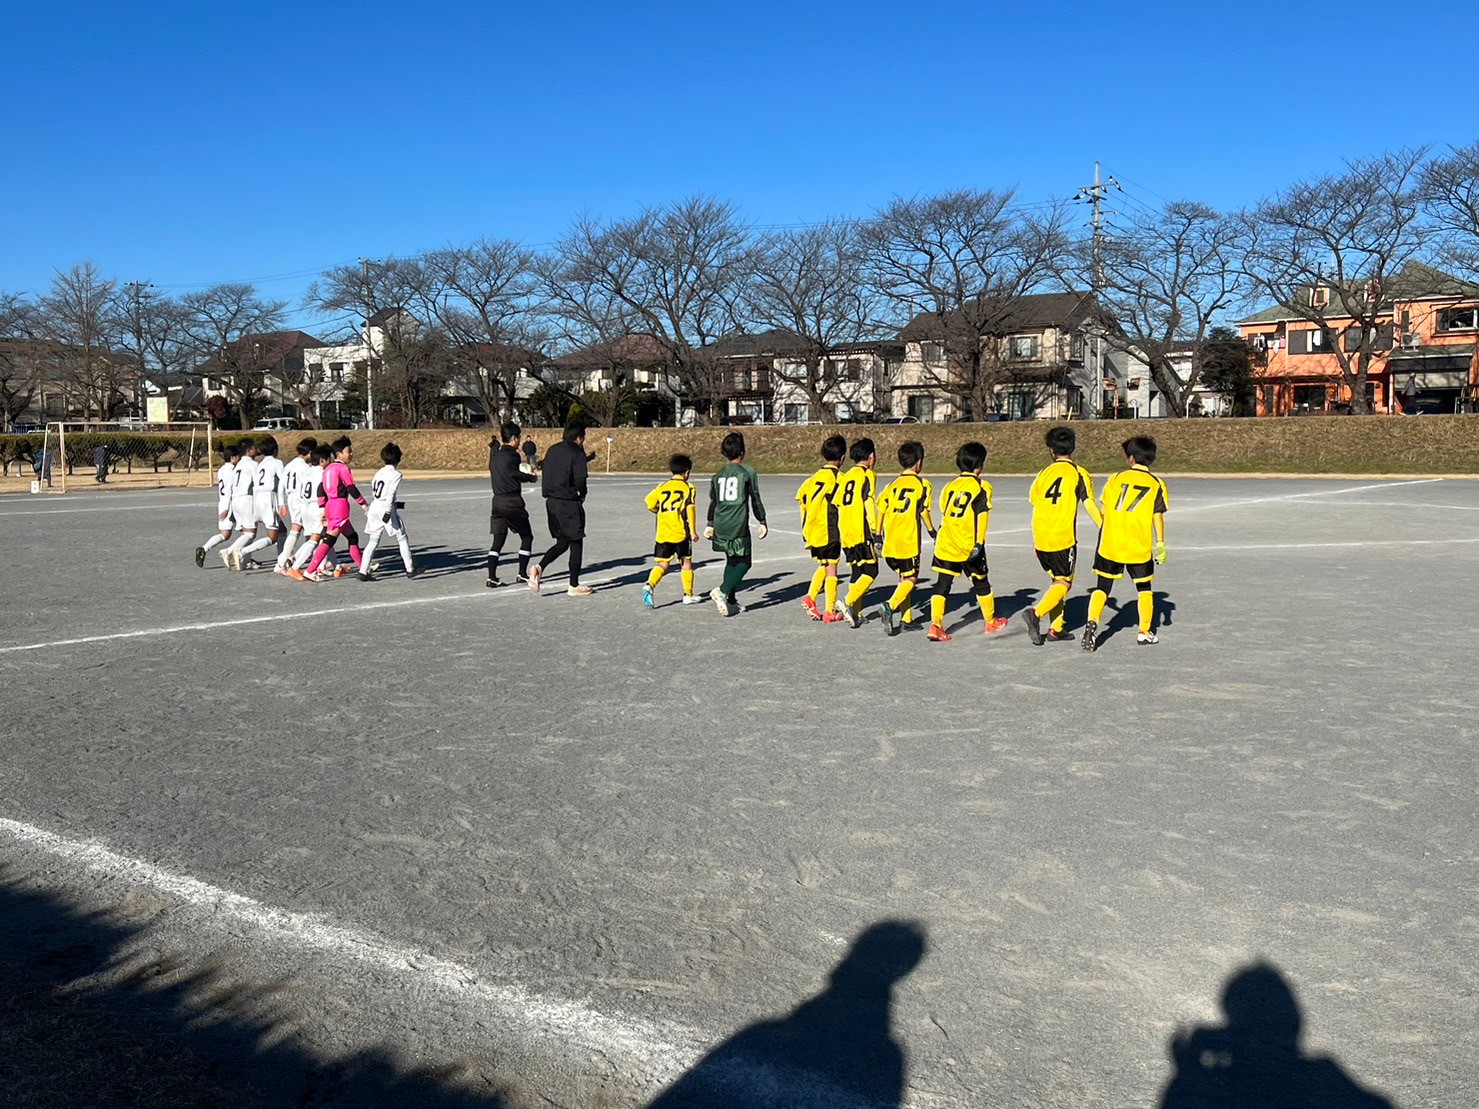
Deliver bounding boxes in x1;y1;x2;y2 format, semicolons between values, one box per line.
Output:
254;456;286;519
216;462;236;515
300;464;326;530
368;465;403;516
230;455;259;500
282;457;310;523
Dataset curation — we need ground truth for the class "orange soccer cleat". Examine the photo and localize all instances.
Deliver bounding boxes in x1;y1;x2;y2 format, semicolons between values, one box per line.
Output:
927;624;952;642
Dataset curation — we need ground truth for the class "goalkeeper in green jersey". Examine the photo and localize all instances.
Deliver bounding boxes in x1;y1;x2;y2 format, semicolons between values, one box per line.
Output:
704;432;768;617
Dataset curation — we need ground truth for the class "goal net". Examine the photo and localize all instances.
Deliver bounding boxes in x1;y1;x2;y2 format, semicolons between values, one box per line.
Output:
35;422;215;494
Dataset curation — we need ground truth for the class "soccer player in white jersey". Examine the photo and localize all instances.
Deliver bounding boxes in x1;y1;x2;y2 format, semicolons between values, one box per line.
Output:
358;442;416;581
195;442;243;567
238;436;287;570
286;444;335;580
221;441;260;571
273;437;317;574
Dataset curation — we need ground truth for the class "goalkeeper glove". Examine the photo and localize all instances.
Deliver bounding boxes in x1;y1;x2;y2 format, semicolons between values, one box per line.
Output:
1154;541;1168;564
702;526;714;540
757;523;768;540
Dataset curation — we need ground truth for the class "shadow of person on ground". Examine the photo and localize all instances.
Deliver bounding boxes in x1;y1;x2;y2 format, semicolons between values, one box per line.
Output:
0;865;514;1108
398;544;486;580
743;575;808;612
1159;962;1396;1109
648;919;926;1109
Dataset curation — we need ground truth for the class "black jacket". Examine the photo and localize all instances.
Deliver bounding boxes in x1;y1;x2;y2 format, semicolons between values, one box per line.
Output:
541;441;588;502
489;444;537;498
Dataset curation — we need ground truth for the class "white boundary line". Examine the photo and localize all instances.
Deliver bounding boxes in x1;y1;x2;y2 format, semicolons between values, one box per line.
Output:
0;814;691;1083
1176;537;1479;552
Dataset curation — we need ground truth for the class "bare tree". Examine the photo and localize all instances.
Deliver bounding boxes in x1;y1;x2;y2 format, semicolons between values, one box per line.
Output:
425;239;548;424
743;221;881;422
178;283;287;428
1240;148;1429;415
863;190;1071;418
1419;141;1479;280
38;263;129;420
542;197;755;423
110;285;194;417
0;292;41;430
1084;201;1244;416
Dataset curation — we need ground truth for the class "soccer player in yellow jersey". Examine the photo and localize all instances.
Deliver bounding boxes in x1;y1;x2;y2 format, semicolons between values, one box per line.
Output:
1023;426;1102;645
643;453;702;609
1084;436;1168;652
873;440;935;637
834;437;879;628
926;441;1010;642
797;434;847;622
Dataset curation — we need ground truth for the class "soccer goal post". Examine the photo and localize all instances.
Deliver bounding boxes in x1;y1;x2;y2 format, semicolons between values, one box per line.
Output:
40;421;214;494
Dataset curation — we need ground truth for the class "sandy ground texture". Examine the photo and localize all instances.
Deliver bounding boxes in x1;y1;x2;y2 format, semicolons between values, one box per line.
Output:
0;473;1475;1107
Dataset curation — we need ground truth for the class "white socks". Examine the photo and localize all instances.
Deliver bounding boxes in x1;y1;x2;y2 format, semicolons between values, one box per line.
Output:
202;533;228;552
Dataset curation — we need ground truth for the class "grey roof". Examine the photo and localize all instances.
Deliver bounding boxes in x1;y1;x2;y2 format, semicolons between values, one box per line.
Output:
898;290;1103;341
1238;262;1479;325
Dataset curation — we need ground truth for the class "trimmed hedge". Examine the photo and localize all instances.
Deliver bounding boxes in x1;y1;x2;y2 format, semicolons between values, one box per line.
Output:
231;416;1479;476
6;417;1476;478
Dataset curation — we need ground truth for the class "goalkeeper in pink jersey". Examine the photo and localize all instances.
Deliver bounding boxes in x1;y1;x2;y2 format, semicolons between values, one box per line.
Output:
305;436;369;578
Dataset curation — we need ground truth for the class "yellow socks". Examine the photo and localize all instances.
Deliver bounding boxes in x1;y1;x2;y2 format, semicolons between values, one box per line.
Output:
1137;590;1154;633
1049;601;1067;633
845;575;874;608
977;592;996;622
681;569;694;596
808;566;827;601
1035;580;1069;620
888;580;914;612
930;593;946;626
647;564;667;589
1088;589;1108;625
824;574;838;613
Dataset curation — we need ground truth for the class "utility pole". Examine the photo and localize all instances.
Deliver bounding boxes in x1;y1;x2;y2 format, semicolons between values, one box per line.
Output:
124;281;155;421
359;257;375;430
1075;163;1121;421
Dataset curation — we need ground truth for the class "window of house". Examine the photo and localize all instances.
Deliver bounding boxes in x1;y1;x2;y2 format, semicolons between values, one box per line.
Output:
783;403;808;424
922;342;945;365
1069;333;1085;361
329;362;345;383
784;361;805;380
1309;286;1330;309
1004;388;1037;420
756;367;771;391
907;394;935;422
1437;305;1479;332
840;359;862;383
1009;335;1039;361
1293;384;1328;411
734;368;752;391
1289;329;1332;355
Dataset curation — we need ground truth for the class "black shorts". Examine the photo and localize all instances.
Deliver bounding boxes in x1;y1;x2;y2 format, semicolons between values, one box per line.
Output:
808;541;842;562
1093;552;1154;581
654;538;692;560
1036;547;1077;580
545;498;586;542
885;555;920;577
490;496;531;536
843;542;878;568
932;554;989;579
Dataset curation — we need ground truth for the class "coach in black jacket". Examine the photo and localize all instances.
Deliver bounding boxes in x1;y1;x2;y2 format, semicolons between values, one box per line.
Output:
529;424;592;596
486;422;539;587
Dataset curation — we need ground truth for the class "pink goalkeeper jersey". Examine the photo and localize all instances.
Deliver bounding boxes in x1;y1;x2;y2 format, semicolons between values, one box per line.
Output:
320;460;356;509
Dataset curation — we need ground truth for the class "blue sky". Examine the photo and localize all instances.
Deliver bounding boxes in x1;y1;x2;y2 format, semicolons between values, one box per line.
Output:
5;0;1477;332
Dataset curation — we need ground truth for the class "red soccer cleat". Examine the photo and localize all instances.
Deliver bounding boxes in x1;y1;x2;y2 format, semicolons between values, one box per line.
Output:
822;610;847;623
927;624;952;642
802;596;823;621
983;617;1009;634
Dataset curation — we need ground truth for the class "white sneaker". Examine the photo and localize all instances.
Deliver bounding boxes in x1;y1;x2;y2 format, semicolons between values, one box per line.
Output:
567;584;594;596
528;565;542;594
1137;631;1159;645
681;594;704;605
220;551;233;569
709;586;726;614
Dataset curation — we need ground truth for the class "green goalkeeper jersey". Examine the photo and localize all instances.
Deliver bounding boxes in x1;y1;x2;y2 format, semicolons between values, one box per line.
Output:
708;462;767;551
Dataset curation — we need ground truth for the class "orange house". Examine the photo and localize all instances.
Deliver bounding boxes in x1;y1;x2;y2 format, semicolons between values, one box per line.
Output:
1238;262;1479;415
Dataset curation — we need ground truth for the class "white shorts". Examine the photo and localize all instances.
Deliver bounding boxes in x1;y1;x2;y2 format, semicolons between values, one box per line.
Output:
301;507;326;535
365;508;406;540
230;496;257;531
216;495;232;522
255;499;282;530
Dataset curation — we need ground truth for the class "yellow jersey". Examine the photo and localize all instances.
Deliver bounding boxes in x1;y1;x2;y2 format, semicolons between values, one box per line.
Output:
1029;459;1099;552
935;473;992;562
877;472;935;560
796;465;842;548
1097;465;1168;564
835;466;878;547
645;477;697;544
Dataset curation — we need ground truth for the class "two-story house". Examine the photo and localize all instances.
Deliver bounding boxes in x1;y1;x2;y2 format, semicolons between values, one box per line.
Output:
1237;262;1479;416
894;291;1120;422
709;330;906;424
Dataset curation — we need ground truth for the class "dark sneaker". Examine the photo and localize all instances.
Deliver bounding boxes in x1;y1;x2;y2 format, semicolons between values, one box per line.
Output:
877;604;901;637
406;567;421;579
1022;608;1045;645
1046;628;1076;642
357;572;374;582
515;572;531;584
1082;620;1099;653
194;546;206;568
486;578;505;589
839;600;861;629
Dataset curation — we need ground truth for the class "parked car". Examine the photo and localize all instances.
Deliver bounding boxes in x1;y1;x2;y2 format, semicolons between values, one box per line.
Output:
879;416;920;424
253;416;301;431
